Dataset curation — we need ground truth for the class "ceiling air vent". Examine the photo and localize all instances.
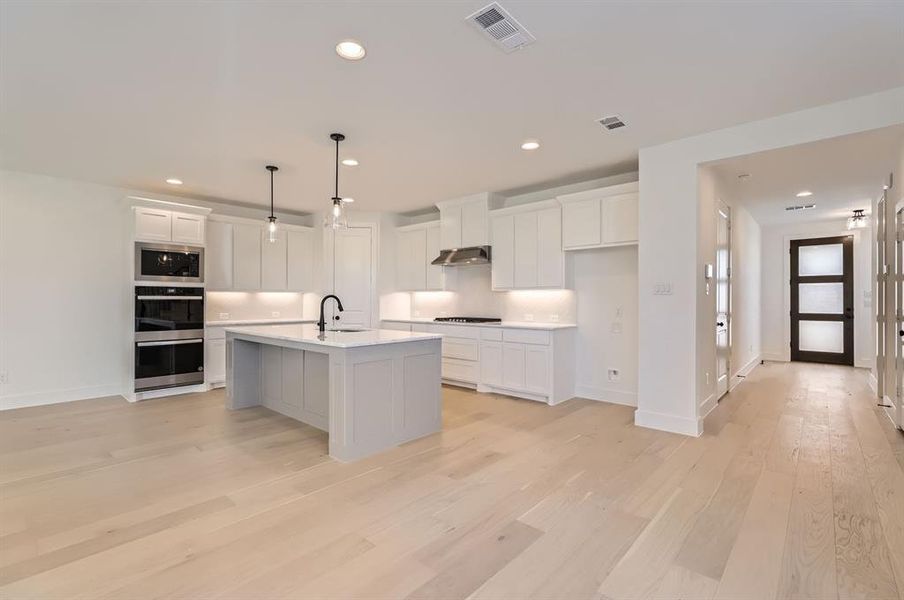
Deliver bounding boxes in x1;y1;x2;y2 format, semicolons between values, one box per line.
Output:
785;204;816;212
467;3;535;53
598;115;626;131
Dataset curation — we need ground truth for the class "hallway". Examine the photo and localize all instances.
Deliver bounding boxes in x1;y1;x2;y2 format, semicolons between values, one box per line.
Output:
1;362;902;599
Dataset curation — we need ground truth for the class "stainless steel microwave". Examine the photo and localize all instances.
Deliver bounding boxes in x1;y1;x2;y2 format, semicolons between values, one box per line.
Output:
135;242;204;283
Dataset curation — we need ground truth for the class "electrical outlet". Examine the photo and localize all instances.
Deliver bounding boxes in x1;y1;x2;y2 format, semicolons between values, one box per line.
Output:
611;322;623;334
607;368;620;382
550;314;560;322
271;311;281;318
524;313;534;322
705;372;710;385
218;312;230;320
615;306;623;318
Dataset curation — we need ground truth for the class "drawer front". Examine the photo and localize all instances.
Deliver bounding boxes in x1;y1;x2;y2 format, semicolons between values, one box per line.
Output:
503;329;550;346
442;357;478;383
442;336;479;361
206;326;226;340
433;323;479;339
480;327;503;341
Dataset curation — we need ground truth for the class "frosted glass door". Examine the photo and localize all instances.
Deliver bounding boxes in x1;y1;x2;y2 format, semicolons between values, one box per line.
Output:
790;236;853;365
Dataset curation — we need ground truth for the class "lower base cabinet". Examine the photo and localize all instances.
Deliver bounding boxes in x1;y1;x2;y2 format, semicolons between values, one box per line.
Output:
381;320;574;404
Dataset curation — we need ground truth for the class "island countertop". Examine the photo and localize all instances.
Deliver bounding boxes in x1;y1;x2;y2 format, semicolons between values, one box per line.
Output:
225;323;443;349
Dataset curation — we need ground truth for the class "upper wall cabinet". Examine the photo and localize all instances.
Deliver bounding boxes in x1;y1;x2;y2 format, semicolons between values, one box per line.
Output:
207;216;315;292
558;182;638;251
490;201;564;290
134;207;206;245
396;221;451;291
436;192;500;249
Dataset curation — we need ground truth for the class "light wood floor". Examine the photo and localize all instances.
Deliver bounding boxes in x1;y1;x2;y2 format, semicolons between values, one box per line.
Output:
1;362;903;600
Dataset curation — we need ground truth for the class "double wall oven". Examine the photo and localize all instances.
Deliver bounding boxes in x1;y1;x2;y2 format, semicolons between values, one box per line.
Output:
134;286;205;391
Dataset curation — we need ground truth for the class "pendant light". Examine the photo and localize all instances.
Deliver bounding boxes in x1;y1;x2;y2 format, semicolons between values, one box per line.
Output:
265;165;279;243
325;132;349;229
847;208;869;230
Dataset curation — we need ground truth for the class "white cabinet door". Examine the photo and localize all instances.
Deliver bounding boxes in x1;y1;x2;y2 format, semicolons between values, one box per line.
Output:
461;200;488;247
441;205;462;250
232;223;261;290
171;212;205;245
261;229;287;290
502;343;525;390
425;223;444;290
134;207;172;242
513;212;538;289
287;229;313;291
491;214;514;290
602;193;639;245
206;221;233;290
480;341;503;387
562;198;601;249
396;228;425;291
206;338;226;384
538;208;563;287
524;345;550;393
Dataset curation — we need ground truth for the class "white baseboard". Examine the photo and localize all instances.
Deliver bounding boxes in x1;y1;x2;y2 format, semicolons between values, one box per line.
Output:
729;355;761;392
699;393;717;420
0;384;124;411
760;352;787;363
634;409;703;437
574;384;637;407
869;372;878;395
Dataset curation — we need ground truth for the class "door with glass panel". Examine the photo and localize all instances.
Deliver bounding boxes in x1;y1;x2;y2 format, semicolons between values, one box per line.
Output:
790;236;854;365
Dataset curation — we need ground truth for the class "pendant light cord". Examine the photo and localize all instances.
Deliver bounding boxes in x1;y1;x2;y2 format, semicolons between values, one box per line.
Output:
334;136;340;200
270;169;275;218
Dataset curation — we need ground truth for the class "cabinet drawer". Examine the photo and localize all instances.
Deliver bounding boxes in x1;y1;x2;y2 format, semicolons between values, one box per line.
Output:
503;329;550;345
206;326;226;340
442;336;478;361
433;324;479;339
442;357;478;383
480;327;503;341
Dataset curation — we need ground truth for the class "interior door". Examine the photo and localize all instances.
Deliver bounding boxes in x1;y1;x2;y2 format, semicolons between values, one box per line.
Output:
877;193;887;399
332;226;373;328
715;203;731;398
894;201;904;428
790;236;854;365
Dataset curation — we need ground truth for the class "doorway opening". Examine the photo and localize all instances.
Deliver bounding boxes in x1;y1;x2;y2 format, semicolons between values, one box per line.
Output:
790;235;854;365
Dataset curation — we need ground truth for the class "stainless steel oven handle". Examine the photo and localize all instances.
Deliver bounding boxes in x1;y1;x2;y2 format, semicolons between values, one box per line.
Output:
137;338;204;347
136;296;204;300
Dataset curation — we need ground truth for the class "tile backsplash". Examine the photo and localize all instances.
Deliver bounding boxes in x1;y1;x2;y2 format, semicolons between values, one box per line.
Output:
206;291;306;322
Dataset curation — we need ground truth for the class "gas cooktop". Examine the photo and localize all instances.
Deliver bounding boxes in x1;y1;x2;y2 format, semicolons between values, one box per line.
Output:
433;317;502;324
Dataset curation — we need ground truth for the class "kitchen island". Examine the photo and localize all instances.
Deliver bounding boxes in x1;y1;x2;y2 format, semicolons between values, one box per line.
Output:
225;324;443;462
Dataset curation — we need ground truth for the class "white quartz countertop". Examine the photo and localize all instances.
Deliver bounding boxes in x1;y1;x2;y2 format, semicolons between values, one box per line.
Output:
207;318;316;327
225;323;443;348
381;318;576;331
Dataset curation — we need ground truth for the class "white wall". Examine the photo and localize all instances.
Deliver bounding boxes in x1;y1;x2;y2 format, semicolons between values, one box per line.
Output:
730;204;762;379
0;169;311;409
638;86;904;436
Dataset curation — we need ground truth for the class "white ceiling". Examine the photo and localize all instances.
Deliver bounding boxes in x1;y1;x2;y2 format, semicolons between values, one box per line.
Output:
2;1;903;214
711;125;903;227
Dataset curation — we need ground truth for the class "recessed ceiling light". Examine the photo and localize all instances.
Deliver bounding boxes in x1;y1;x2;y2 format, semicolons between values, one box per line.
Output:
165;178;183;185
336;40;366;61
341;158;359;167
796;190;813;197
521;140;540;151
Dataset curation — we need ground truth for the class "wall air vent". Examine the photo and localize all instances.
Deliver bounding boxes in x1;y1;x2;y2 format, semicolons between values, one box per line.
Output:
785;204;816;211
598;115;626;131
467;3;535;53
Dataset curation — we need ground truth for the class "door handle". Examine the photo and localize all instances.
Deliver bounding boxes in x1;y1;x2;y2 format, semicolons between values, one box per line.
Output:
716;321;725;327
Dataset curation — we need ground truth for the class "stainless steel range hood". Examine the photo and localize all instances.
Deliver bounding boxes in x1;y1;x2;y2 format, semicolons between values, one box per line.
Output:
431;245;492;266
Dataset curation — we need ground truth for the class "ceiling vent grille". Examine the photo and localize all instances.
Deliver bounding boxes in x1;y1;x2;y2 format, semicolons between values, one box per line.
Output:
598;115;626;131
785;204;816;212
467;3;535;53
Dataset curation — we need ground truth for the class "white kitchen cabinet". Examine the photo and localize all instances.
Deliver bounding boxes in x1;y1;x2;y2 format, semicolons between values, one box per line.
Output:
206;220;233;290
171;212;205;244
396;227;427;291
491;201;564;290
602;193;639;245
134;207;173;242
287;229;314;291
479;325;574;404
261;230;287;291
425;223;444;290
559;182;638;250
502;343;526;390
205;338;227;386
480;340;503;387
524;345;550;393
232;223;262;290
538;208;563;287
513;212;539;288
437;193;496;249
491;214;514;289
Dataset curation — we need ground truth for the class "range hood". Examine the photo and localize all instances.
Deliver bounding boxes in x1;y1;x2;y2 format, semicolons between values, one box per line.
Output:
431;245;492;266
